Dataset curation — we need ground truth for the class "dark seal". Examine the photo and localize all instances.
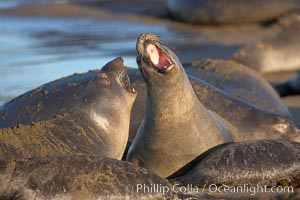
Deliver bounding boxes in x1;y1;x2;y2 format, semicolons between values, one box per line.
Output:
168;140;300;187
273;71;300;97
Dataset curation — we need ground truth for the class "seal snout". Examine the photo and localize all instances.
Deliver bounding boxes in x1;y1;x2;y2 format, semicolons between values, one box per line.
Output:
137;33;174;73
101;57;124;74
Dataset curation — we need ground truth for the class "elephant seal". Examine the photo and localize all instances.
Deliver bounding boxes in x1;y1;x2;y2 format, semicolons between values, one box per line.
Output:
273;71;300;97
232;21;300;73
126;33;232;178
0;57;137;160
166;0;300;25
128;69;300;144
1;65;297;146
168;140;300;187
185;59;291;119
188;77;300;142
0;69;100;128
0;155;174;200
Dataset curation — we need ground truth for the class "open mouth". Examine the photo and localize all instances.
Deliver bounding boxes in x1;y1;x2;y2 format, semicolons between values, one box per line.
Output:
120;71;136;93
146;44;174;73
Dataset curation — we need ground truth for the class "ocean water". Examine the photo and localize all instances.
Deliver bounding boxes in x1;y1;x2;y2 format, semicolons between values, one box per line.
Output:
0;0;74;9
0;15;186;106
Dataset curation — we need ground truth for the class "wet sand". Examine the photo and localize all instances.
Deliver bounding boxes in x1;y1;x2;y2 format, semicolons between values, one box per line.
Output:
0;0;299;128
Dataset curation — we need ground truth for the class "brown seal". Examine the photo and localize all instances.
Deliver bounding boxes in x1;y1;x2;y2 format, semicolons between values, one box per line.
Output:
0;155;174;200
167;0;300;25
0;57;136;160
126;33;232;178
232;21;300;73
185;59;291;118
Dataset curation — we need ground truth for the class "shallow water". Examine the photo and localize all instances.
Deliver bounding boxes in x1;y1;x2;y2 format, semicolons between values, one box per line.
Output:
0;15;197;106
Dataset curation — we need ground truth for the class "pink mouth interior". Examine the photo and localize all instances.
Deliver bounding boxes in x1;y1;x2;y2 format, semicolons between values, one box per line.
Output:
146;44;170;69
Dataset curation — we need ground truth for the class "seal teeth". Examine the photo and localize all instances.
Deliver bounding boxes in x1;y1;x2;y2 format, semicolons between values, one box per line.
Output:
132;88;136;93
165;64;174;72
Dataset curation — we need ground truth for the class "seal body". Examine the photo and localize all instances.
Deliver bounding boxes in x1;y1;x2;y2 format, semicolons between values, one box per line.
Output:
128;72;299;143
185;59;291;118
127;33;232;178
169;140;300;187
0;63;294;143
233;21;300;73
0;155;173;200
0;70;99;128
188;77;300;142
0;57;137;160
167;0;300;25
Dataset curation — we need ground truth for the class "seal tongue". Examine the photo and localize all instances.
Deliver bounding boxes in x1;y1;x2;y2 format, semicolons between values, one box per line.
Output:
146;44;170;68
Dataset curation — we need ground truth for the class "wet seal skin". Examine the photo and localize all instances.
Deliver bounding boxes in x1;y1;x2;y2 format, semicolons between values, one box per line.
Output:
126;33;232;178
0;155;174;200
168;140;300;188
0;57;137;161
166;0;300;25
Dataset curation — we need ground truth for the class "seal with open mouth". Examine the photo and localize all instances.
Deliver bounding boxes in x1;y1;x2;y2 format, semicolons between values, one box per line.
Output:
126;33;232;178
0;57;137;161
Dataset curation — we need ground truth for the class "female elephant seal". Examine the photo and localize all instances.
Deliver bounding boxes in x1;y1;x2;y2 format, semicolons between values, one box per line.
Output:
168;140;300;188
0;57;137;161
0;155;174;200
167;0;300;25
127;33;232;178
232;21;300;73
185;59;291;119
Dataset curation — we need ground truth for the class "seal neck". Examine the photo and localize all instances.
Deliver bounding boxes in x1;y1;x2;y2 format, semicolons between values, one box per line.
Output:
145;66;206;118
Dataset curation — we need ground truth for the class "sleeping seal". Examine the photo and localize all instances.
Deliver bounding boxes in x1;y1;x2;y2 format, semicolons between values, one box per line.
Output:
0;57;136;160
126;33;232;178
232;21;300;73
168;140;300;188
0;155;173;200
166;0;300;25
185;59;291;118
